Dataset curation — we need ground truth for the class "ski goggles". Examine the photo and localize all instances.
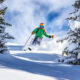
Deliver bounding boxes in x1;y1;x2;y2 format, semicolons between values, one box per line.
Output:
40;25;44;28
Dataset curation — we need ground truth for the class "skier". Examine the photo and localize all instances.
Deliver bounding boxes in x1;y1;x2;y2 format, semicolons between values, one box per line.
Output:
31;23;54;45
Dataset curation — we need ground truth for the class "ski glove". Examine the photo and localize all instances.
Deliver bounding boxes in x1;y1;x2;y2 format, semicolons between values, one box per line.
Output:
49;35;54;38
31;32;34;35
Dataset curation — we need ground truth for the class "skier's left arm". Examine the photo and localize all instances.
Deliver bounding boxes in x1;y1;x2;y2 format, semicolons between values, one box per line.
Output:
44;31;54;38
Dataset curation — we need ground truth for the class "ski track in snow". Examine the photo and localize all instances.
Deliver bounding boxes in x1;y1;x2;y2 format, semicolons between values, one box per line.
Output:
0;44;80;80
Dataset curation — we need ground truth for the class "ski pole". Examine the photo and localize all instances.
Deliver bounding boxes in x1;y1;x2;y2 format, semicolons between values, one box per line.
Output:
24;34;32;47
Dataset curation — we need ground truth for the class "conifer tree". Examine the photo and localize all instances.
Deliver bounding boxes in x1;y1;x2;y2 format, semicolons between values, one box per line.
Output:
0;0;14;54
58;0;80;65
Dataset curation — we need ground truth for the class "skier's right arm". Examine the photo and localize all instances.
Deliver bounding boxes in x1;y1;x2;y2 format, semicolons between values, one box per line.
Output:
31;28;38;35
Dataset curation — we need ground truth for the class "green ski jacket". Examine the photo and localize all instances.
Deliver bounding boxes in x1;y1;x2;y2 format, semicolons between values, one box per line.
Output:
32;27;50;38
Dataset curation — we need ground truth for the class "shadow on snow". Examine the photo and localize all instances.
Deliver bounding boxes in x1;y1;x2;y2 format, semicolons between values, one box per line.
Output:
0;45;80;80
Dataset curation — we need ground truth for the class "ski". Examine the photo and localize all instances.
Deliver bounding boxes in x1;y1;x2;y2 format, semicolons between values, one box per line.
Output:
28;47;32;51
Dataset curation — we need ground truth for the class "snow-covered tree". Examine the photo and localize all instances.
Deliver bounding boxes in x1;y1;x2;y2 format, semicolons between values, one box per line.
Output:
0;0;14;54
58;0;80;65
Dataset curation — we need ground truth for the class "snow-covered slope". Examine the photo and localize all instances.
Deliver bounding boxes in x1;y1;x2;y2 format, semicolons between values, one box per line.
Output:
0;43;80;80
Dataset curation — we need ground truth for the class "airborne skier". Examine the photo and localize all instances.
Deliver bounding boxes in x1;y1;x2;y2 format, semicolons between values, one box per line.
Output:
31;23;54;45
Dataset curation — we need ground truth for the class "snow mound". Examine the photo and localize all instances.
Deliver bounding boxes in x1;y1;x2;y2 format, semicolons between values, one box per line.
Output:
69;21;80;30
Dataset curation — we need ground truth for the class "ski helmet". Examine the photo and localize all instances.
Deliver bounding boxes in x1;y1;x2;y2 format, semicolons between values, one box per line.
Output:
40;23;44;28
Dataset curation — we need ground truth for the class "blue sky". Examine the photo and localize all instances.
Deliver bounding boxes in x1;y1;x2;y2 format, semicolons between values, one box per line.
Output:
4;0;75;44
